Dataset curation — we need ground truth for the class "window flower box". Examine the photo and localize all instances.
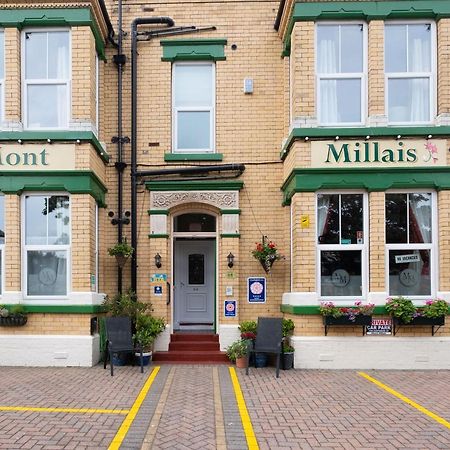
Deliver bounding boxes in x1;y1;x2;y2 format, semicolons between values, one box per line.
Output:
0;315;28;327
323;315;372;336
393;316;445;336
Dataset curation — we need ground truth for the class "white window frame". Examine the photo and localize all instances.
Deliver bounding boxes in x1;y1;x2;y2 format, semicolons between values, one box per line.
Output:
0;30;4;124
22;28;71;130
384;190;437;299
384;20;436;126
315;22;368;127
22;193;71;299
95;53;99;135
0;195;5;297
316;190;369;301
172;61;215;153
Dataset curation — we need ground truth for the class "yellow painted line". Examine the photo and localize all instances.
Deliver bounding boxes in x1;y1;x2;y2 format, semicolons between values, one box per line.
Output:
229;367;259;450
359;372;450;430
108;366;160;450
0;406;129;415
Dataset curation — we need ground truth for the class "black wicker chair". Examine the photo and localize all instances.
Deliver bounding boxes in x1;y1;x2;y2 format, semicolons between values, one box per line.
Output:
103;317;143;376
246;317;283;378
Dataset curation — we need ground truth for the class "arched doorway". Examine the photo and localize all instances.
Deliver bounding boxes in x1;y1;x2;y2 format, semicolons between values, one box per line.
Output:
173;213;217;331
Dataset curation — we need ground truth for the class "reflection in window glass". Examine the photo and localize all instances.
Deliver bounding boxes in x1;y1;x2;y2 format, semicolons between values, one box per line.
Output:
188;254;204;285
320;250;362;297
0;195;4;245
27;251;67;296
174;214;216;232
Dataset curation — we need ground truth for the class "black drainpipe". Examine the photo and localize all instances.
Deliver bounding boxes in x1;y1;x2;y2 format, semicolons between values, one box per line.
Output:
131;17;175;293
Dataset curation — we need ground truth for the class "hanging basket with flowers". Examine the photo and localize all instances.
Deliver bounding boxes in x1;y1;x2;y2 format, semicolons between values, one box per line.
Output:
251;236;284;273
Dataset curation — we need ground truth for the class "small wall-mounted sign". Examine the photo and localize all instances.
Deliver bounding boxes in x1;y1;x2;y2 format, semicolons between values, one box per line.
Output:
150;273;167;283
226;286;233;296
300;215;310;228
154;285;163;296
366;318;392;335
248;277;266;303
224;300;237;317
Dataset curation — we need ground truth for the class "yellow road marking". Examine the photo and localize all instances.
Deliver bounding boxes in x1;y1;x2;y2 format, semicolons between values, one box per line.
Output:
0;406;129;415
108;366;160;450
229;367;259;450
359;372;450;430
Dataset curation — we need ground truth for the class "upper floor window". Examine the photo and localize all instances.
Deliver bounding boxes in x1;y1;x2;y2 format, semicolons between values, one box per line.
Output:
0;195;4;296
172;62;215;153
385;23;434;124
0;31;4;122
316;23;366;126
23;30;70;129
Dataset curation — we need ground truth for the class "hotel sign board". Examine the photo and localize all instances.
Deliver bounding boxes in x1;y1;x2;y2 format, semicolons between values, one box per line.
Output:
311;139;447;168
0;144;75;171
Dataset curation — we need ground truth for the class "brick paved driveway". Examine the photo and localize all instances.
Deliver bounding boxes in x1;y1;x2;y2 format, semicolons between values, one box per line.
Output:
1;365;450;449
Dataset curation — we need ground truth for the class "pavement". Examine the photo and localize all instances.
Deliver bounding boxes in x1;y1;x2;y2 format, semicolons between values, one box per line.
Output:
1;364;450;449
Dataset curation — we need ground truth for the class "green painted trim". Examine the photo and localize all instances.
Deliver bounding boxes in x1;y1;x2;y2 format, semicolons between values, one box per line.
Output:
0;171;107;207
282;1;450;57
0;8;107;60
220;233;240;238
164;153;224;162
148;234;169;238
282;167;450;205
2;304;106;314
145;181;244;191
220;209;241;215
0;130;109;163
161;39;227;61
280;126;450;161
281;304;388;315
147;209;169;215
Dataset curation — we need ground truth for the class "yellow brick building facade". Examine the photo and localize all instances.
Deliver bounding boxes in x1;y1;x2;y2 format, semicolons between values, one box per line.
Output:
1;0;450;369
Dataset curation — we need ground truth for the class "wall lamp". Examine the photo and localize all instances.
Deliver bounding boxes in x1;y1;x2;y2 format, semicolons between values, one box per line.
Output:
154;253;162;268
227;252;235;268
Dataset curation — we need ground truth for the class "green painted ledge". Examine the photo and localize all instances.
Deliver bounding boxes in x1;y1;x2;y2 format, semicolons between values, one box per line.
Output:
0;171;107;207
145;180;244;191
282;1;450;56
281;305;388;315
220;233;240;238
0;8;107;60
220;209;241;215
282;166;450;205
161;39;227;61
0;130;109;163
280;126;450;161
148;234;169;238
164;153;223;162
148;209;169;215
2;304;106;314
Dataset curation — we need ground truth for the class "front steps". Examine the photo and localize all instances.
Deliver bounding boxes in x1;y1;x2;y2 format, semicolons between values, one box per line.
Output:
152;332;229;364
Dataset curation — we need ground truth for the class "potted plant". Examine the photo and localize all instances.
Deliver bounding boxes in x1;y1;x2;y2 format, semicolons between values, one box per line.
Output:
108;239;134;268
0;304;28;327
386;297;448;328
251;236;284;273
226;339;249;368
282;318;295;370
134;314;166;365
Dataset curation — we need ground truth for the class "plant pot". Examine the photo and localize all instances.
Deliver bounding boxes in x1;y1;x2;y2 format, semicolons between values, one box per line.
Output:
115;254;129;268
258;255;277;273
0;315;28;327
394;316;445;326
112;353;128;366
135;352;152;366
282;352;294;370
235;356;248;368
254;353;268;368
323;315;373;326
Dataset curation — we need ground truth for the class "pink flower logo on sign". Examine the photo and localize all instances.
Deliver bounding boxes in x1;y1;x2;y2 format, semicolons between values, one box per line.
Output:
424;142;438;163
250;282;264;295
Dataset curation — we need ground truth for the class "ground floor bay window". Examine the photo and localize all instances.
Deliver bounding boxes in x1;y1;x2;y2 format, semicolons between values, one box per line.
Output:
385;191;436;298
24;194;70;297
317;192;368;299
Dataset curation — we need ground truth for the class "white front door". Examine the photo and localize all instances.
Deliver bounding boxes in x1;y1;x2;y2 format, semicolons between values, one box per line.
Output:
174;239;215;330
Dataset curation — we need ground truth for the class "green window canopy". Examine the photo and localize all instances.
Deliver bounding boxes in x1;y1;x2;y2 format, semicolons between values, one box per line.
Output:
161;39;227;61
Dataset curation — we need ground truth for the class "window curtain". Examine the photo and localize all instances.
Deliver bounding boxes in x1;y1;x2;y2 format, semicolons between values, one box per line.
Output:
317;195;331;243
318;39;338;123
410;33;429;122
55;38;68;127
409;194;431;275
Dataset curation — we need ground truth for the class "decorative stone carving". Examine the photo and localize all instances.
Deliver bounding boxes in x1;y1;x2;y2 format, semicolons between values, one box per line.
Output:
151;191;239;209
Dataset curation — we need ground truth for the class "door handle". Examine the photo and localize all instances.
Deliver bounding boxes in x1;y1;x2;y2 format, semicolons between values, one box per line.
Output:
167;281;171;305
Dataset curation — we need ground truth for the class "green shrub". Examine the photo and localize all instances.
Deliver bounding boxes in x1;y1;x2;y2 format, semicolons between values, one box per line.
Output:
226;339;249;362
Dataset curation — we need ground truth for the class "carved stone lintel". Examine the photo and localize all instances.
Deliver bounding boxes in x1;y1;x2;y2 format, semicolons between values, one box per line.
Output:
151;191;239;210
